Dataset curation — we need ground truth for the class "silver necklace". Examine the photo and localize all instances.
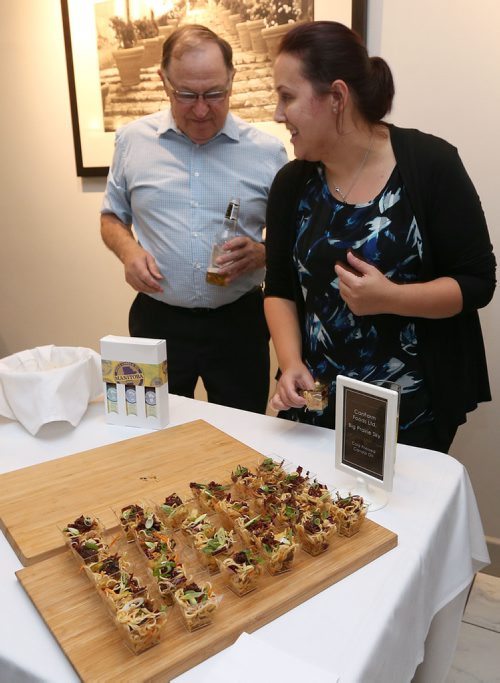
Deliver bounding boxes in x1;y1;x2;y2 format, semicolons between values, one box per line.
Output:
332;134;374;204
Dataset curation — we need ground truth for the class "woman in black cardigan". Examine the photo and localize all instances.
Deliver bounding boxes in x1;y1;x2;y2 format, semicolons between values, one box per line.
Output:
264;21;496;453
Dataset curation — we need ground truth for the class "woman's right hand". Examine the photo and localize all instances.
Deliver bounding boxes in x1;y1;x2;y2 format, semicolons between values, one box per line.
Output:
269;364;316;411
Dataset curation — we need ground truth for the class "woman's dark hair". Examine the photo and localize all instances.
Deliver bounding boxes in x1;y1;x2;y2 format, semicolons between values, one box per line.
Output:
278;21;394;123
161;24;234;73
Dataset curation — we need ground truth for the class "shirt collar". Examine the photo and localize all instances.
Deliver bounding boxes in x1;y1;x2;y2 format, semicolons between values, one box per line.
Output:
156;109;178;136
156;109;240;143
219;113;240;142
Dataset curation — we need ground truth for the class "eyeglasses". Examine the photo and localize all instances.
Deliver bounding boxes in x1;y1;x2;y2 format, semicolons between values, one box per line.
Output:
165;75;232;104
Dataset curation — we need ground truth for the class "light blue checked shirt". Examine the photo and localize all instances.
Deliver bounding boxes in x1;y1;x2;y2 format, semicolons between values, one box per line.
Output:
101;109;288;308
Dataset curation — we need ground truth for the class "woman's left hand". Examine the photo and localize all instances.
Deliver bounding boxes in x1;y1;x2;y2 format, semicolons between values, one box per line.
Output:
335;251;397;315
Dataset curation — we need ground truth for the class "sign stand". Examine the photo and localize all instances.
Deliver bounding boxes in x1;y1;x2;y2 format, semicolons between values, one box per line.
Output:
335;376;400;511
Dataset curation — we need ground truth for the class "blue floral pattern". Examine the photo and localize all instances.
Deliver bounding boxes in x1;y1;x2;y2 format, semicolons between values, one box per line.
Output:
289;165;433;430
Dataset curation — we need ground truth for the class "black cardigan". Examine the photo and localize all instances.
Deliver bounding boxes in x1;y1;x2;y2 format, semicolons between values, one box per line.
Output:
265;124;496;435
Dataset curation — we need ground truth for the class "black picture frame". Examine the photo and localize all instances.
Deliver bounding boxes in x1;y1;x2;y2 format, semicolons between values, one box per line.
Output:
61;1;368;177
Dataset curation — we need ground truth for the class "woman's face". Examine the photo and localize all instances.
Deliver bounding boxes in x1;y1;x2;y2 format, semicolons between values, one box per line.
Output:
273;53;333;161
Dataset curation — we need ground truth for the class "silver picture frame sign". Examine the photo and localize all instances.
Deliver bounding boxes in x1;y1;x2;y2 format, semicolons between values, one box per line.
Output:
335;376;400;510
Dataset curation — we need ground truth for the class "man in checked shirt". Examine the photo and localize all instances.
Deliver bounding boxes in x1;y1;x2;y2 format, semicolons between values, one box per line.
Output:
101;24;287;413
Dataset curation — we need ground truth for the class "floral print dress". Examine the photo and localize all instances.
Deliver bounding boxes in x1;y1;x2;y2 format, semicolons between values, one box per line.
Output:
287;165;434;431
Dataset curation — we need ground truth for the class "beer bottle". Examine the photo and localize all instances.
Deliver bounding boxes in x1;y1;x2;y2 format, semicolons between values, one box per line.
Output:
206;197;240;286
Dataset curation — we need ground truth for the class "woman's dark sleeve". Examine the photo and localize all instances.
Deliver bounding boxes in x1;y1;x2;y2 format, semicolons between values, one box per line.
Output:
425;143;496;312
264;162;302;301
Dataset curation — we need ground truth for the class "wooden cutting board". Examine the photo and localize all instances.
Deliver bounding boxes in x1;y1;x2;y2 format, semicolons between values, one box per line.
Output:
5;419;397;681
0;420;269;566
17;517;396;682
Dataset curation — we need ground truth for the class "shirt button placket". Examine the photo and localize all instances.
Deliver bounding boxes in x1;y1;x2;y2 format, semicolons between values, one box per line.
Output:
191;149;204;298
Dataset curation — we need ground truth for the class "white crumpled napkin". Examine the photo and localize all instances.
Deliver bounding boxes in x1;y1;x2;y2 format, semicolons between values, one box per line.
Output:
0;345;102;435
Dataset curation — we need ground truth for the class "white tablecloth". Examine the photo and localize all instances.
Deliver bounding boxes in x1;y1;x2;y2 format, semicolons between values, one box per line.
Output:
0;396;489;683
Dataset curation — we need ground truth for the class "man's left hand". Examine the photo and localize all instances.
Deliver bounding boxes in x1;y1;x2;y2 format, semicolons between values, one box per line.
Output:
216;237;265;284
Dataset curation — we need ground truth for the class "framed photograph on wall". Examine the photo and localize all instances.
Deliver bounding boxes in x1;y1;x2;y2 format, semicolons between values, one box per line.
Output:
61;0;367;177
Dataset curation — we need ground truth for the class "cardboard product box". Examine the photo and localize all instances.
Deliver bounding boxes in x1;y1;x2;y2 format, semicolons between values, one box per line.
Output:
100;335;169;429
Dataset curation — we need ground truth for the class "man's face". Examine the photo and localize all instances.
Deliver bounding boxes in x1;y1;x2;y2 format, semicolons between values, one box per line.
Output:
161;42;232;144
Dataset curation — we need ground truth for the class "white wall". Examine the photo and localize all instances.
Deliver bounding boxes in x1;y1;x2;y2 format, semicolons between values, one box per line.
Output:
0;0;498;569
367;0;500;572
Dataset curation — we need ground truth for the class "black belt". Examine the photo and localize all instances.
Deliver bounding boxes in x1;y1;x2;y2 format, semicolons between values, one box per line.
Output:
166;286;262;315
